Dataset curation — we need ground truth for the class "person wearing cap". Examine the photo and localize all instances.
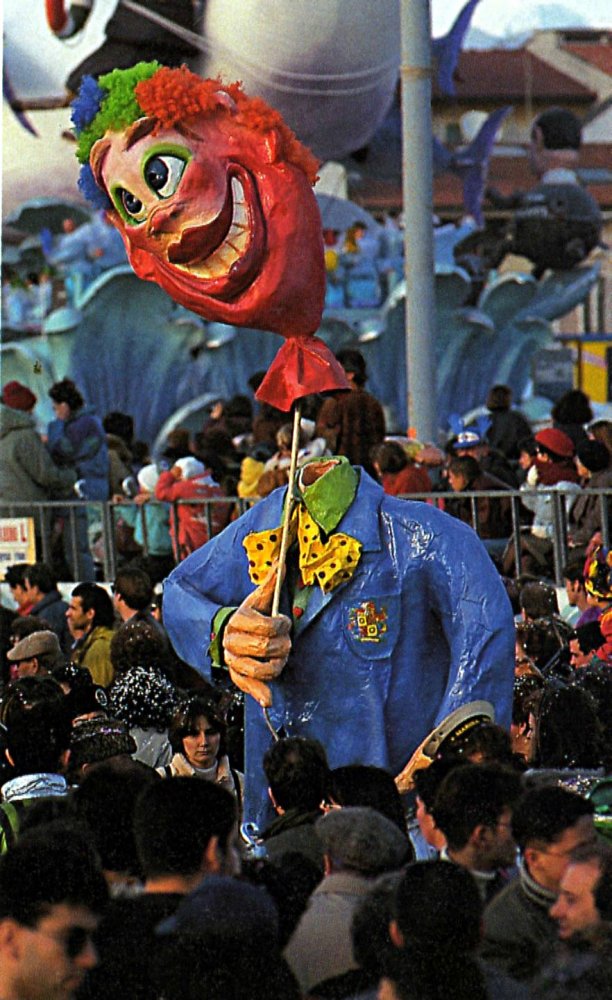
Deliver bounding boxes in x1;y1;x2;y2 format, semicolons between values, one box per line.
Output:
0;381;77;530
583;547;612;664
155;455;227;560
451;423;519;488
502;427;580;576
6;629;64;682
315;348;386;478
568;439;612;555
67;716;138;784
284;806;411;993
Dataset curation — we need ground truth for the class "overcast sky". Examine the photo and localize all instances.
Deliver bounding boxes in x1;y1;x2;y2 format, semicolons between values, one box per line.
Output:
431;0;611;38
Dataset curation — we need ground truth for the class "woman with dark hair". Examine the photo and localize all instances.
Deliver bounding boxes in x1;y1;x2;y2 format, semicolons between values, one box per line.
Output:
530;683;604;771
371;441;432;497
551;389;593;450
160;694;243;806
47;378;109;501
588;419;612;459
47;377;109;580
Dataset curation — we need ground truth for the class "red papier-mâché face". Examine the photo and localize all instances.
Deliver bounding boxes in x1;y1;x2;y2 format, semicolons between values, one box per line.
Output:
90;112;326;337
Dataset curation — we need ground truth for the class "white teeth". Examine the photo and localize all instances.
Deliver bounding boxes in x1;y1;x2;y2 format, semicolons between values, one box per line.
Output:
175;176;250;279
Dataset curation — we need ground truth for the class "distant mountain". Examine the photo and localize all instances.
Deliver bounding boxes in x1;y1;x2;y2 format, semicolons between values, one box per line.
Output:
465;3;593;49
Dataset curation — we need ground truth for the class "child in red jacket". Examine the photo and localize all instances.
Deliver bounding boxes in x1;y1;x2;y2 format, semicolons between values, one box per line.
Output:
155;457;227;559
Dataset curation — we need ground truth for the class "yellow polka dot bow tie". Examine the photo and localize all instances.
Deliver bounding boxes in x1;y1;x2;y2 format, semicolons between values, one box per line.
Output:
243;505;363;594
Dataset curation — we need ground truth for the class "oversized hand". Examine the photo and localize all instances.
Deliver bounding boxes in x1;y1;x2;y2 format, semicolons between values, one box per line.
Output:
223;565;291;707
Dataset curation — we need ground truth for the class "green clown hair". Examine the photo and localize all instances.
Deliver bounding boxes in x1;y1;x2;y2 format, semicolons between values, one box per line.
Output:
74;61;161;165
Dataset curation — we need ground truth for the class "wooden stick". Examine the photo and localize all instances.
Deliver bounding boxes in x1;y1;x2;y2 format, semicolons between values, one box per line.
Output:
263;402;302;741
272;402;302;616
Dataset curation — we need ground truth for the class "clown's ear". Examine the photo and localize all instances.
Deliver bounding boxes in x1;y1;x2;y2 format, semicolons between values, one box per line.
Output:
90;137;111;188
261;128;282;164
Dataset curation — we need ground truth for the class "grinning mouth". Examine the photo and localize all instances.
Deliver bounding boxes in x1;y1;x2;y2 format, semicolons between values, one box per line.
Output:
168;175;252;281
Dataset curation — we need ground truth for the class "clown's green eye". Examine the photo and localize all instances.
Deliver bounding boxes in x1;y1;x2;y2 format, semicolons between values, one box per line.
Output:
144;155;186;198
119;188;147;223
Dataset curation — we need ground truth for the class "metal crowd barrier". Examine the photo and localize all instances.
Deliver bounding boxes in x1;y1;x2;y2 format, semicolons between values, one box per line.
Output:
1;489;610;586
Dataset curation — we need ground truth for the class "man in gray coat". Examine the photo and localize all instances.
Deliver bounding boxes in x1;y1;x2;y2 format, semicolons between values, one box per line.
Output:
283;806;410;993
0;381;76;518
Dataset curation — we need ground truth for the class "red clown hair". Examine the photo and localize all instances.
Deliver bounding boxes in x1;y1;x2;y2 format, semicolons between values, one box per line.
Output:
135;66;320;185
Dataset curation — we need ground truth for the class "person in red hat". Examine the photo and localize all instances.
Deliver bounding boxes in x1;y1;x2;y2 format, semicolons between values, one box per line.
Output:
1;381;37;413
0;380;76;547
502;427;580;575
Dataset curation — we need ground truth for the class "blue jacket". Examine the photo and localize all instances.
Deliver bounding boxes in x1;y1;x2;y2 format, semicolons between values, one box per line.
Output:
162;471;514;825
47;406;109;500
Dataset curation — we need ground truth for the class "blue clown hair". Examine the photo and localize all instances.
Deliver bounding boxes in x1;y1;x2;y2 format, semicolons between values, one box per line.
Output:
77;163;112;211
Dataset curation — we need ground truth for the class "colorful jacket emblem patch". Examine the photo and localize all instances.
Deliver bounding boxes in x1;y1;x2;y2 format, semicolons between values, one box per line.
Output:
347;601;388;643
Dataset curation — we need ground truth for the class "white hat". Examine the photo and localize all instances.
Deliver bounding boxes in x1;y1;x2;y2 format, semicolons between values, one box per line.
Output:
137;463;160;493
174;457;205;480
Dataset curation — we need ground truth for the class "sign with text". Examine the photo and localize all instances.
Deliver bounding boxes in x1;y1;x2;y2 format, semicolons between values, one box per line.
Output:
0;519;36;579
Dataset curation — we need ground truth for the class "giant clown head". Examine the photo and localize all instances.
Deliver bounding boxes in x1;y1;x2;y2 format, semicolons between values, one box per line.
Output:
73;63;326;339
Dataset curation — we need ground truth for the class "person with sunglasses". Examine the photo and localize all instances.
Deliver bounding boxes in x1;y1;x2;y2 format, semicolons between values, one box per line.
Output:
0;825;108;1000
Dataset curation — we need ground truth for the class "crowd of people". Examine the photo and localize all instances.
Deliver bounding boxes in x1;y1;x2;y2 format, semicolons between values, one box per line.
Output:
2;351;612;998
3;354;612;586
3;211;128;332
0;613;611;999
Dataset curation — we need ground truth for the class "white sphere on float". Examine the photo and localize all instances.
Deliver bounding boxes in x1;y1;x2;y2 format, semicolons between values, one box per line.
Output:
194;0;401;161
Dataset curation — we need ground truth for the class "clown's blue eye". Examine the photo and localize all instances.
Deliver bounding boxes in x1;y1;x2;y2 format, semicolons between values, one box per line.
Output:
119;189;146;222
144;155;186;198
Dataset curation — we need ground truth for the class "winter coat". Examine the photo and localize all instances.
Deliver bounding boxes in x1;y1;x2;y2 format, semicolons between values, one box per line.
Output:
0;403;76;511
31;589;72;654
47;405;109;500
155;469;228;558
157;752;243;805
568;467;612;548
381;464;432;496
316;387;385;477
106;434;133;496
117;501;173;557
445;471;513;539
70;625;115;687
481;859;559;981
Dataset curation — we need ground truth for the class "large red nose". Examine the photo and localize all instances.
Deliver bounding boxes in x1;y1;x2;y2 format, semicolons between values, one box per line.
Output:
147;202;184;236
